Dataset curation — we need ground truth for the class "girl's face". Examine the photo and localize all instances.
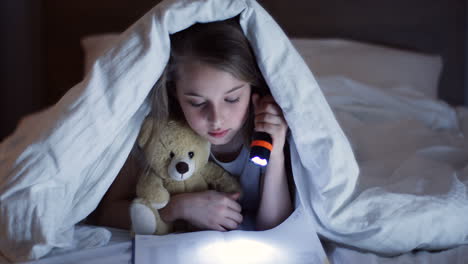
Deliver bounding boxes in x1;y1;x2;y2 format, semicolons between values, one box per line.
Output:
175;61;251;146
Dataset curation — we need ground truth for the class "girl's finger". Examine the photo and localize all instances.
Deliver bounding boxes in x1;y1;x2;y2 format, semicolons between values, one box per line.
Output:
215;225;228;232
255;101;283;117
255;104;279;116
255;113;285;125
254;122;285;135
225;198;242;213
221;218;241;230
225;209;243;225
228;192;241;201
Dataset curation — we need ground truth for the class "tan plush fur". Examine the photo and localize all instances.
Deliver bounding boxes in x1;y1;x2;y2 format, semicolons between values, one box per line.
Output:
131;117;242;235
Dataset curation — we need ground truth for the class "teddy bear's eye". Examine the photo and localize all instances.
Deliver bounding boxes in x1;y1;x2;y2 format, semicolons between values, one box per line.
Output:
170;152;175;158
188;152;194;159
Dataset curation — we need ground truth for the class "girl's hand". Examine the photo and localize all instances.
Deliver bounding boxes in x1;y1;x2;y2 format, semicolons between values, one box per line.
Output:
251;94;288;158
161;191;243;231
251;94;293;230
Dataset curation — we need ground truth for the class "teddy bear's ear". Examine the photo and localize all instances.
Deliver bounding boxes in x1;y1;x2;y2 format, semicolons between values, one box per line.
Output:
137;116;154;147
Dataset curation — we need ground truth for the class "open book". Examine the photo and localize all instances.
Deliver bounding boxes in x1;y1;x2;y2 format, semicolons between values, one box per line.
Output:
134;207;328;264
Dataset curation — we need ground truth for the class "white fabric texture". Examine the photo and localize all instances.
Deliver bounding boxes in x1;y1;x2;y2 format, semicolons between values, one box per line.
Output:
7;224;468;264
13;227;133;264
0;0;465;262
326;242;468;264
318;76;468;254
291;38;443;99
81;35;443;99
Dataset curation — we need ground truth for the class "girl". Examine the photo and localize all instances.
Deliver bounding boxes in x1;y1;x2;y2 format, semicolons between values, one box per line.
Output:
92;17;293;232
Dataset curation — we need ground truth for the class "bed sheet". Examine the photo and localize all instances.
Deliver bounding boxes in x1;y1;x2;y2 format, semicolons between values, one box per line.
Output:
12;206;327;264
325;242;468;264
5;226;468;264
9;227;133;264
318;75;468;263
318;75;468;188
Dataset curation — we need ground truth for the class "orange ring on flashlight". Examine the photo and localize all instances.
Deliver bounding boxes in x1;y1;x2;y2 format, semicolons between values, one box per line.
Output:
250;140;273;151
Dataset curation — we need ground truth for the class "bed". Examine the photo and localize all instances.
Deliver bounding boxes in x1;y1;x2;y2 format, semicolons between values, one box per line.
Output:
1;0;467;263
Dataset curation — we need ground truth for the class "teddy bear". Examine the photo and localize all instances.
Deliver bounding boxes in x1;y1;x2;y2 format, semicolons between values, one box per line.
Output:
130;116;242;235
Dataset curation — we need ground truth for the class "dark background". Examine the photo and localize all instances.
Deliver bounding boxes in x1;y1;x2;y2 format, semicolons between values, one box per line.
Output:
1;0;467;141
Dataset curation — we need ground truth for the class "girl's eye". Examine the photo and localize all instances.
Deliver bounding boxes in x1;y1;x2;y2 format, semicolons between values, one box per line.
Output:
189;101;206;107
225;97;240;103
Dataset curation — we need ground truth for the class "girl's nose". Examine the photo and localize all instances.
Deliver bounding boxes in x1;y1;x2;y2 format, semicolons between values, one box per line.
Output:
206;104;223;125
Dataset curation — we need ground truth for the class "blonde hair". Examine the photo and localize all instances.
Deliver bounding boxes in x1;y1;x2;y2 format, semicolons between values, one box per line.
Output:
150;17;268;143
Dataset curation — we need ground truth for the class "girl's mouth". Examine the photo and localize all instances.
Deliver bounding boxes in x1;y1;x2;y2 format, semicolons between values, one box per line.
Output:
208;129;229;138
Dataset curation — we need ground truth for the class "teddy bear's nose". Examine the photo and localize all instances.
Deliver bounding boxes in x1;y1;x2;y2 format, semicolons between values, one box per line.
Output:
176;162;189;174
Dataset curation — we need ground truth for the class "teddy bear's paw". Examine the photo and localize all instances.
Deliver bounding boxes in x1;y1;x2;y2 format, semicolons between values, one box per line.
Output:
130;203;157;235
151;201;168;210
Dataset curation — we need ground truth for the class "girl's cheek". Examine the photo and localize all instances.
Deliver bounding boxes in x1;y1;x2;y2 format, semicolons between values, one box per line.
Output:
236;100;250;120
189;111;207;128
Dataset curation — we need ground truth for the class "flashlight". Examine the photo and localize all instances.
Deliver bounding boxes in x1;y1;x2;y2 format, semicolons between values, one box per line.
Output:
249;132;273;166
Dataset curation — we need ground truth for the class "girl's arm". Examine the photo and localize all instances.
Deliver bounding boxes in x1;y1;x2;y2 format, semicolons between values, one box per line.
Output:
256;152;292;230
93;151;242;231
251;94;293;231
160;191;243;231
92;152;140;230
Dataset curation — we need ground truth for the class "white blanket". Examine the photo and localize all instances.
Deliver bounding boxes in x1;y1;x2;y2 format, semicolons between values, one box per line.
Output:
318;76;468;254
0;0;466;261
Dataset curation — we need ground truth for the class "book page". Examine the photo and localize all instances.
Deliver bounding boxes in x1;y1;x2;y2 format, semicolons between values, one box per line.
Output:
134;207;329;264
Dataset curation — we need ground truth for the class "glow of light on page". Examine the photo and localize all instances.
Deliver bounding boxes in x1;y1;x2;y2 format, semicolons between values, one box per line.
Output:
197;239;281;264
